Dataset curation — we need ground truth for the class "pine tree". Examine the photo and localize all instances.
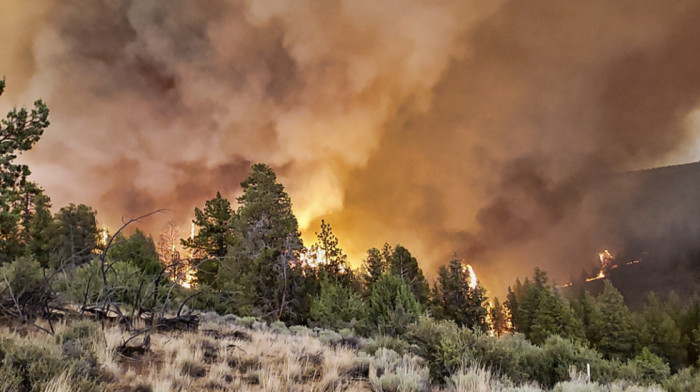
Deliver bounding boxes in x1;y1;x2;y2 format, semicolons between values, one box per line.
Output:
109;229;161;276
25;192;53;267
591;280;638;360
505;279;523;332
361;245;389;290
224;164;304;321
388;244;430;305
46;204;99;268
308;219;353;285
364;273;422;335
571;289;598;343
529;290;584;345
0;78;49;263
432;255;489;331
489;297;510;337
182;192;235;287
640;292;687;370
310;278;363;330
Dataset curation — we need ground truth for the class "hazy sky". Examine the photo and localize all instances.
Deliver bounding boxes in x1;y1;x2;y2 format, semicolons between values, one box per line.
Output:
2;0;700;293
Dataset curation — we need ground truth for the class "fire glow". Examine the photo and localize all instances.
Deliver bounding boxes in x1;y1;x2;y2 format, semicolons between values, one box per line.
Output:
585;249;613;282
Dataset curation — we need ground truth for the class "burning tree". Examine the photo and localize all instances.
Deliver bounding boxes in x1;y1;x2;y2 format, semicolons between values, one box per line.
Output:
431;255;488;331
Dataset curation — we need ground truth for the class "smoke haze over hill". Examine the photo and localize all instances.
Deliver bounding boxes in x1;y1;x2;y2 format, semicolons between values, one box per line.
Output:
2;0;700;293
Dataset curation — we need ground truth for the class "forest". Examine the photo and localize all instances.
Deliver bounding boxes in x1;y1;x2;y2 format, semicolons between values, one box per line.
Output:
1;79;700;391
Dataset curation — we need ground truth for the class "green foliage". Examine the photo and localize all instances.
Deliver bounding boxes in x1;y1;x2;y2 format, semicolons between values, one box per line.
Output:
529;291;584;345
0;79;49;263
309;278;362;330
308;220;354;285
0;257;52;317
368;348;430;392
0;333;102;392
45;204;99;268
590;280;638;361
506;268;583;345
361;244;391;290
388;245;430;305
622;348;671;385
640;292;687;370
364;273;422;335
432;255;489;331
223;163;304;321
24;193;53;267
182;191;234;287
108;229;161;276
62;259;163;312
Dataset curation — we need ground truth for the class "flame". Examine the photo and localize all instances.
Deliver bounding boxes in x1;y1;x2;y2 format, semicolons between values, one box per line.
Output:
485;300;495;336
463;263;478;290
586;249;613;282
100;225;109;247
557;282;573;288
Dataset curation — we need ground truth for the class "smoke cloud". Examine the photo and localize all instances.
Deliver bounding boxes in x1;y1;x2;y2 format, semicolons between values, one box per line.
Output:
2;0;700;294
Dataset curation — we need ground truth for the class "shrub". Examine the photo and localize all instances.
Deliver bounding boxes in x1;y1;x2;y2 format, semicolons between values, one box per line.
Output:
0;335;102;392
364;274;422;335
310;279;363;330
0;257;52;317
664;367;700;392
621;348;671;385
368;348;430;392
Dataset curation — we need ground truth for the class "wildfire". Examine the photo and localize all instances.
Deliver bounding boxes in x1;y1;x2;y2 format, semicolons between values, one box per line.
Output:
463;263;478;290
100;225;109;247
585;249;613;282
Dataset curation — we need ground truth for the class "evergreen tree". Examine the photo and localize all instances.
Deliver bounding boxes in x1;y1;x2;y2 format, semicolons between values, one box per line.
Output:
388;244;430;305
25;192;53;267
223;164;304;321
182;192;235;287
529;290;584;345
590;280;638;360
489;297;510;337
361;245;389;290
0;79;49;263
109;229;161;276
308;219;353;285
309;278;363;330
46;204;99;268
364;273;422;335
640;292;687;370
571;289;598;343
432;255;489;331
505;279;523;332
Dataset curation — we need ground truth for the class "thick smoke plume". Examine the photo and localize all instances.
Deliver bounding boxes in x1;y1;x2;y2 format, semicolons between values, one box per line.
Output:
2;0;700;293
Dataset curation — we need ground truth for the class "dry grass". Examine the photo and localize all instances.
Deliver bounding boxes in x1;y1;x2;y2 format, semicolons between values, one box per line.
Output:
0;317;671;392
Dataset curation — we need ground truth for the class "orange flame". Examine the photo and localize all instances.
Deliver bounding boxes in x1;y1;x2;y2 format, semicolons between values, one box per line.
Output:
586;249;613;282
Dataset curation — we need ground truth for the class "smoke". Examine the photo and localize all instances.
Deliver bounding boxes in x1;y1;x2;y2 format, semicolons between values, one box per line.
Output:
2;0;700;294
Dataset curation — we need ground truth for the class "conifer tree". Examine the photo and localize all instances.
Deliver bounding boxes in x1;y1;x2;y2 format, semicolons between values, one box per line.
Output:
364;273;422;334
182;192;235;287
389;244;430;305
223;164;304;321
46;203;99;268
529;290;584;345
590;280;638;360
640;292;687;370
25;192;53;267
432;255;489;331
489;297;510;337
361;245;389;289
0;79;49;263
308;219;353;285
